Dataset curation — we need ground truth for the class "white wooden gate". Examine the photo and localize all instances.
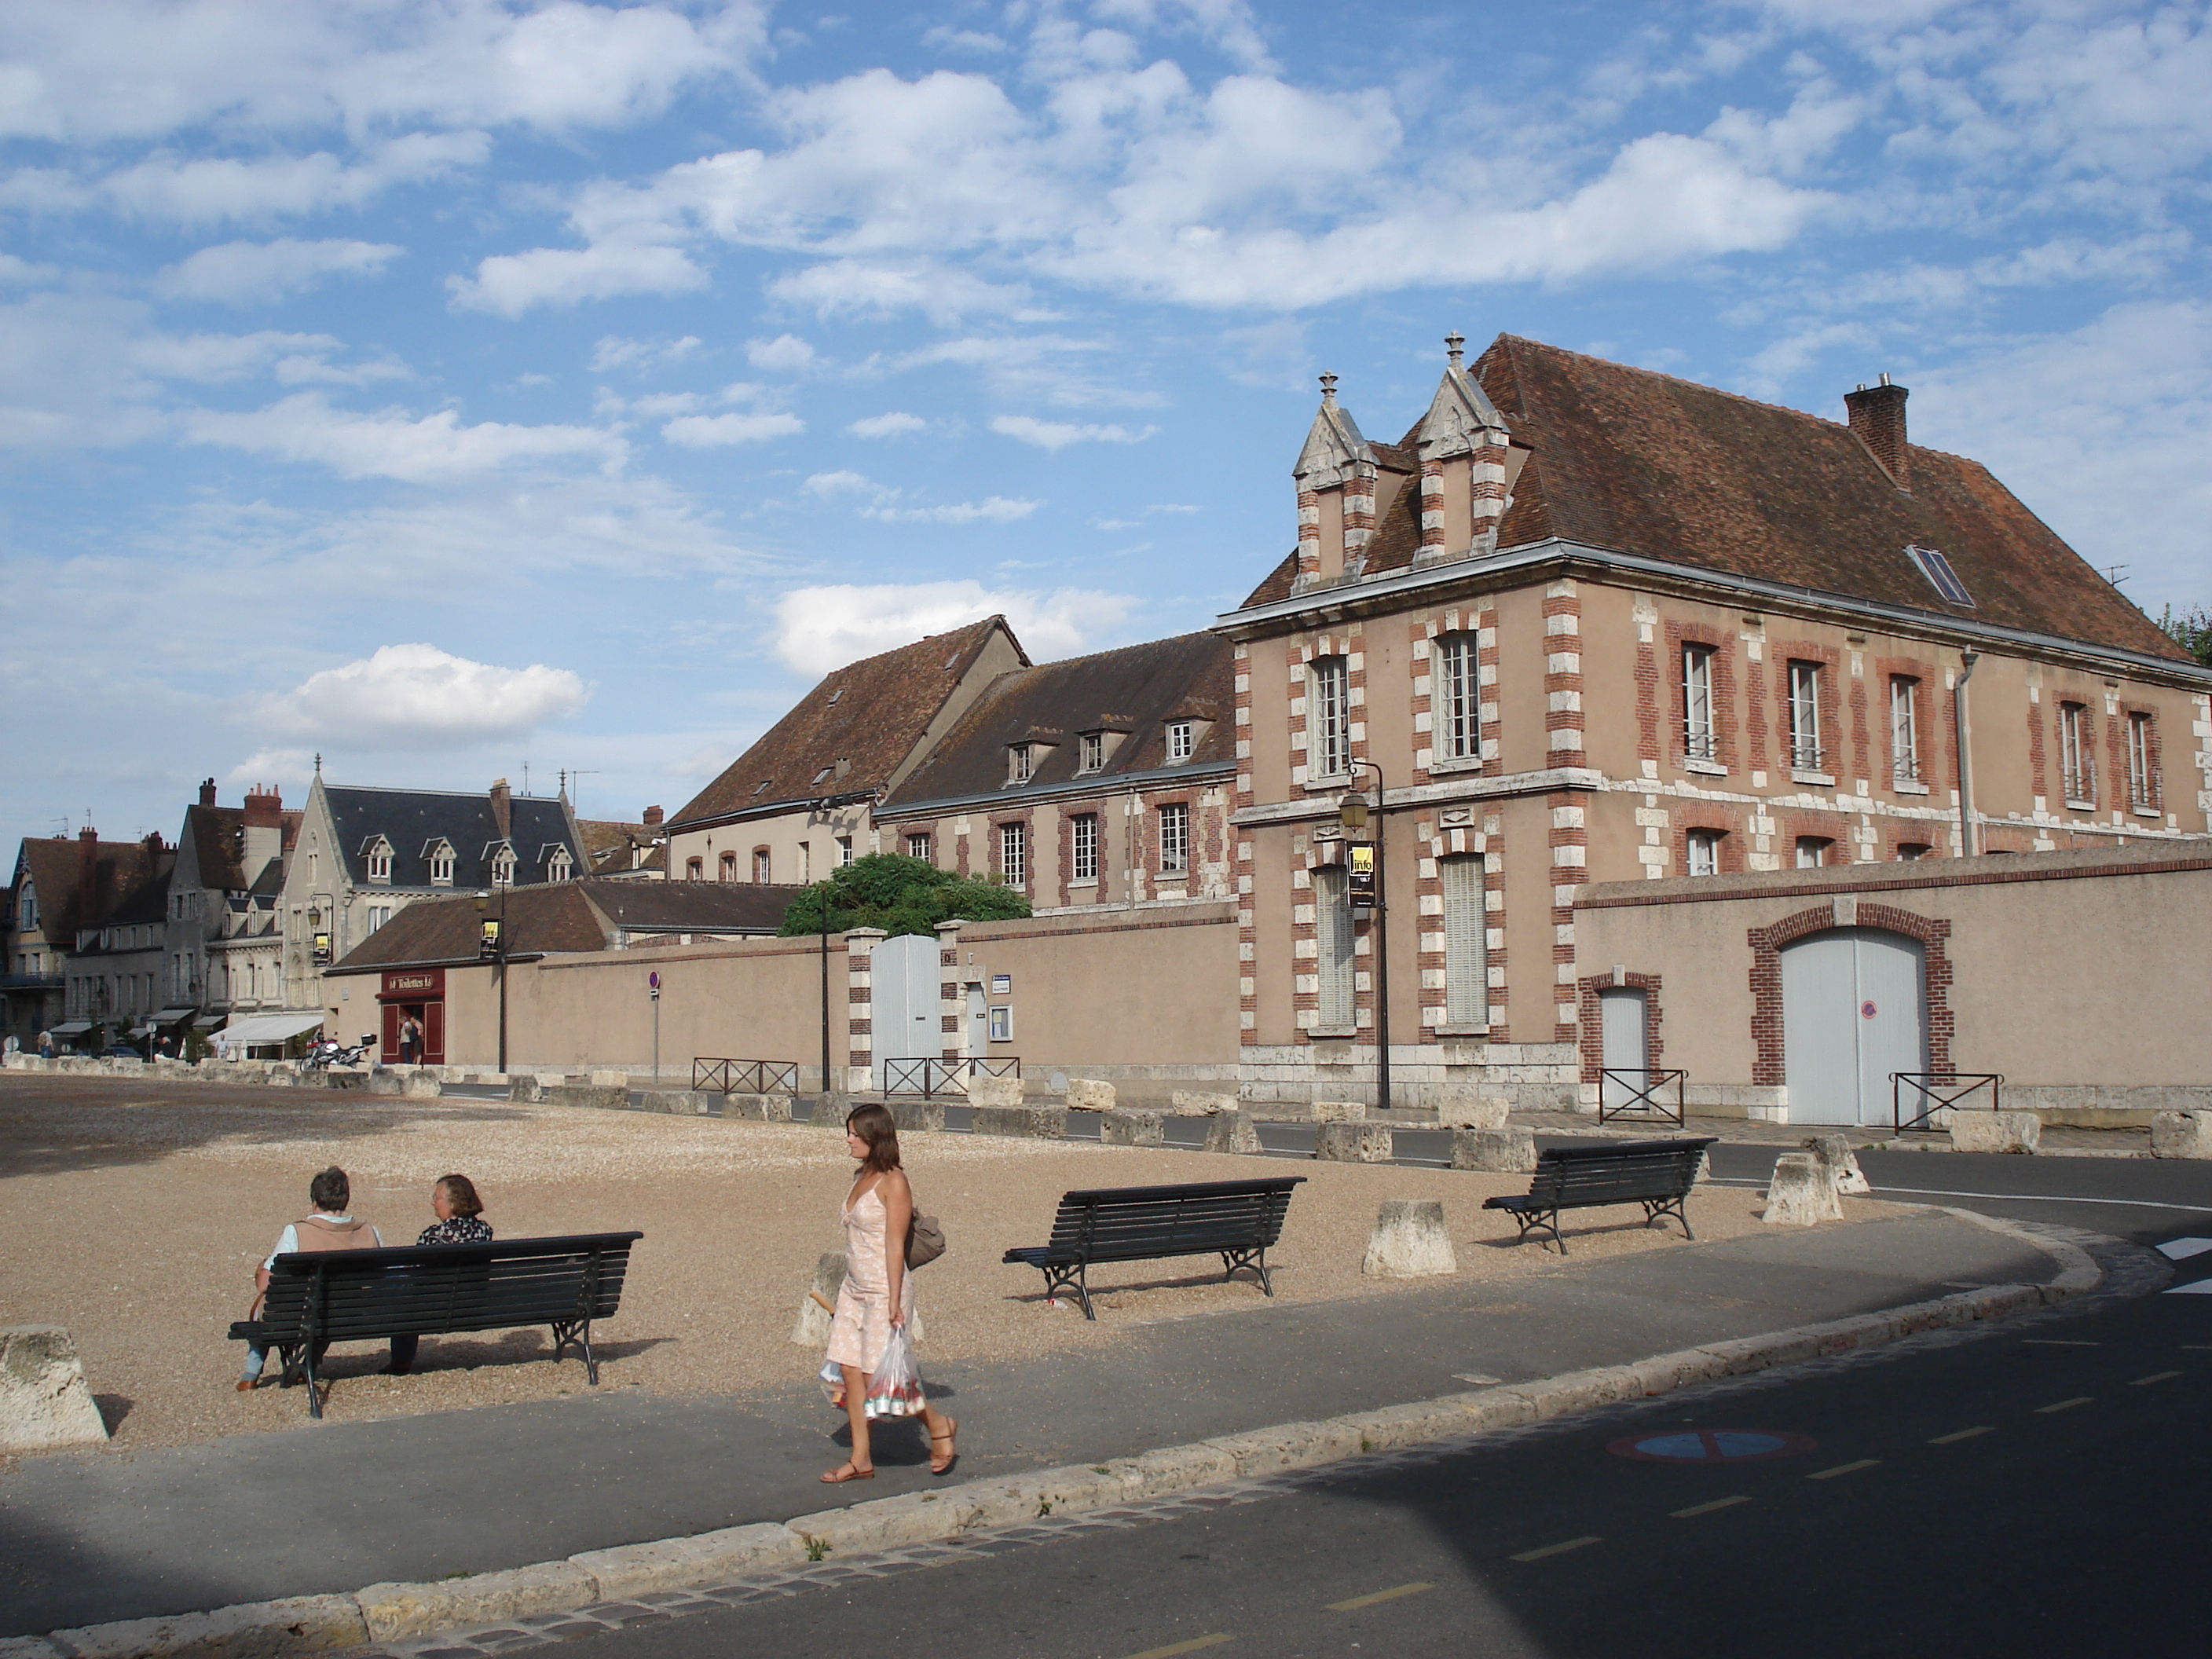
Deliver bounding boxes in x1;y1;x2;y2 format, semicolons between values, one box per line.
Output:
870;933;941;1088
1781;928;1925;1126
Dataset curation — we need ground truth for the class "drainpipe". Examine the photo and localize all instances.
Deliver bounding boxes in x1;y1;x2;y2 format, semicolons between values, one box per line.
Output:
1954;651;1979;856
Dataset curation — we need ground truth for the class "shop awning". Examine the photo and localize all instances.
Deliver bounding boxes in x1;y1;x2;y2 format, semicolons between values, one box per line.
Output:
49;1020;92;1036
216;1012;328;1046
193;1013;227;1028
152;1007;199;1024
126;1024;154;1038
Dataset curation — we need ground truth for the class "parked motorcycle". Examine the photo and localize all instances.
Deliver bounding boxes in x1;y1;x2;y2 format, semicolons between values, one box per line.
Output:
302;1036;372;1071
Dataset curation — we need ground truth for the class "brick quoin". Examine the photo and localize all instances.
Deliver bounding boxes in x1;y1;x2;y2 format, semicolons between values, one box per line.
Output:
1634;627;1661;767
1746;903;1953;1086
1674;804;1748;874
1848;653;1871;783
1547;787;1587;1042
1576;969;1663;1082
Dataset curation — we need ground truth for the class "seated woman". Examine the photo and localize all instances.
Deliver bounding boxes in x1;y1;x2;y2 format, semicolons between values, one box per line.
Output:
388;1174;493;1376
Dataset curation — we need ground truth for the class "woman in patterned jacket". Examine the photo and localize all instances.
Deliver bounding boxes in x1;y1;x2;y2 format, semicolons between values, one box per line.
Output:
388;1174;493;1375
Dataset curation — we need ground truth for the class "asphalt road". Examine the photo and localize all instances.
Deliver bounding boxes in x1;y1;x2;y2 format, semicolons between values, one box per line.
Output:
496;1235;2212;1659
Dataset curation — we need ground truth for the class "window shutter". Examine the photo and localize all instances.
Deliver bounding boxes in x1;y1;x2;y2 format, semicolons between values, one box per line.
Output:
1441;855;1487;1027
1314;866;1354;1028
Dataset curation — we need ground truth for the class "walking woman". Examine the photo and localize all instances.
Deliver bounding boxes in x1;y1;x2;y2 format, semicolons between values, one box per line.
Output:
822;1103;956;1482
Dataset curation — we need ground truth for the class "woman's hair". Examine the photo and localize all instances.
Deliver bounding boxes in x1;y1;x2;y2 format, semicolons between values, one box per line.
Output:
844;1103;903;1174
309;1166;350;1212
436;1174;484;1218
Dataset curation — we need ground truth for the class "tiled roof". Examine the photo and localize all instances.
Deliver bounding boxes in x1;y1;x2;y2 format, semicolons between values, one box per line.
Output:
881;631;1234;810
323;786;584;888
579;819;667;876
669;616;1022;830
182;804;247;892
328;877;798;971
585;879;801;932
11;837;161;941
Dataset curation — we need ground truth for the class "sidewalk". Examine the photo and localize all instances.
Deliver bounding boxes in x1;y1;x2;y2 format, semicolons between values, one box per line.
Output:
0;1207;2063;1638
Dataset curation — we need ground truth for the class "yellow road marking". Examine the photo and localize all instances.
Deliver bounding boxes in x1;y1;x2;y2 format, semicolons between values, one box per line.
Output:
1670;1496;1752;1518
1929;1426;1995;1445
1123;1638;1232;1659
1328;1583;1434;1612
1807;1459;1881;1480
1511;1536;1602;1562
2130;1371;2182;1386
2035;1397;2094;1414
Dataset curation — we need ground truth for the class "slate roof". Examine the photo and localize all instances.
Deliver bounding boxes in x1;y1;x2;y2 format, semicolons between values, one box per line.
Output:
881;631;1235;811
327;877;799;972
669;617;1023;830
324;786;584;888
580;819;667;877
1237;334;2187;664
182;804;247;892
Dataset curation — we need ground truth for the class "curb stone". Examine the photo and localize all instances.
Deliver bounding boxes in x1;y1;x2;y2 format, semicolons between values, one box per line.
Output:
31;1229;2104;1657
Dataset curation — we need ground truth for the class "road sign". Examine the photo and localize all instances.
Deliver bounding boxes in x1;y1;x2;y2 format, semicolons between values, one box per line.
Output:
1607;1429;1817;1463
648;972;661;991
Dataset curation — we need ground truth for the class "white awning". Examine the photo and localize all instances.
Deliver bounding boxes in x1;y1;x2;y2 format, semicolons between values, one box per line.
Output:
216;1012;328;1046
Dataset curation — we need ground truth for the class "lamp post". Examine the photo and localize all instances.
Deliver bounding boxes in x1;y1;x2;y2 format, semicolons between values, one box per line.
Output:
474;886;508;1073
1335;760;1391;1115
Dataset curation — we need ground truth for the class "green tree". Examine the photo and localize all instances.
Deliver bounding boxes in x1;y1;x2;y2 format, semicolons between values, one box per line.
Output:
779;852;1031;939
2158;603;2212;668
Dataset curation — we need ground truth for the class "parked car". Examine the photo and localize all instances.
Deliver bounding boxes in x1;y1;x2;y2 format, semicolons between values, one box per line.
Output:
98;1043;144;1059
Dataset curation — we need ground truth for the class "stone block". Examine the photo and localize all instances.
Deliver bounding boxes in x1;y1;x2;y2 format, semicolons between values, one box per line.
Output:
2151;1110;2212;1159
507;1073;546;1103
964;1073;1025;1109
0;1325;110;1451
1435;1090;1511;1130
729;1091;796;1122
1450;1126;1537;1173
1947;1109;2041;1155
791;1252;848;1347
1064;1077;1116;1111
1099;1108;1164;1147
1760;1152;1843;1225
52;1595;369;1659
400;1070;442;1099
0;1636;61;1657
1203;1419;1364;1478
1203;1110;1262;1155
1170;1090;1236;1115
366;1069;405;1096
569;1522;803;1600
637;1090;709;1115
1333;1398;1483;1452
1313;1099;1367;1122
1801;1133;1871;1194
540;1084;628;1112
1507;1365;1642;1419
1116;1441;1241;1497
970;1104;1067;1140
1314;1122;1393;1163
886;1100;944;1133
353;1562;595;1643
784;1494;954;1557
588;1068;630;1086
1361;1199;1457;1277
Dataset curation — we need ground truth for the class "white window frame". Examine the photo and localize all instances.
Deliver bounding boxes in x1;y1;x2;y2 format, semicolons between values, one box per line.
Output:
987;1004;1013;1043
905;833;932;864
1435;632;1478;761
1313;865;1355;1030
2060;701;2093;804
1158;803;1189;874
1787;661;1824;771
999;821;1027;888
1890;676;1920;782
1007;744;1033;784
1686;829;1721;877
753;848;771;883
491;848;516;888
1071;814;1098;884
720;851;738;883
427;843;455;886
2126;712;2155;808
837;836;854;866
1166;720;1195;763
1683;646;1716;761
1794;837;1829;869
1440;854;1487;1027
1079;733;1105;774
1310;656;1350;778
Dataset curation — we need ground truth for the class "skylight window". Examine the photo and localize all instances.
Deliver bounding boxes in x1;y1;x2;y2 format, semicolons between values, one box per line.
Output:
752;779;772;797
1906;545;1973;607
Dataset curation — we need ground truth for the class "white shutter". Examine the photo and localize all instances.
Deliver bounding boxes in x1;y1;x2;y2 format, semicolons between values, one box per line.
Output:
1314;867;1354;1027
1441;855;1487;1027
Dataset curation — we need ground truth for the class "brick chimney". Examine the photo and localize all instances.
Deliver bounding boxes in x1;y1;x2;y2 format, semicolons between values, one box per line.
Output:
199;778;218;808
643;805;664;827
77;826;100;927
490;778;513;841
1844;374;1910;492
241;786;283;884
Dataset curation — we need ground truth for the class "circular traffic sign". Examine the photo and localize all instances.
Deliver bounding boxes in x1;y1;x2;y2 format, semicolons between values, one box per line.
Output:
648;972;661;990
1861;1000;1877;1019
1607;1429;1817;1463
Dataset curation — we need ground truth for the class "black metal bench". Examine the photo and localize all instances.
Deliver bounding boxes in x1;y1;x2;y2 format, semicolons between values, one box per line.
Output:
229;1230;643;1417
1483;1138;1716;1254
1002;1177;1306;1320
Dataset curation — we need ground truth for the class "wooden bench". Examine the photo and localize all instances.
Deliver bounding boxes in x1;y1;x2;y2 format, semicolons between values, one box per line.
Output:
229;1230;643;1418
1483;1138;1716;1255
1002;1177;1306;1320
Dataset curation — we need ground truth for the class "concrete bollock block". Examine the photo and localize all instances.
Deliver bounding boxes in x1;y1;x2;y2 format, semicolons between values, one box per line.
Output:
790;1253;848;1347
1760;1152;1844;1225
1064;1077;1116;1111
1361;1199;1458;1277
964;1072;1025;1109
353;1562;596;1643
970;1104;1068;1140
886;1100;944;1133
1435;1090;1512;1130
2150;1110;2212;1159
540;1084;627;1112
1947;1110;2042;1155
51;1595;370;1659
1801;1133;1871;1194
1450;1126;1538;1173
568;1522;804;1600
1313;1099;1367;1122
588;1069;631;1087
1099;1108;1165;1147
0;1325;111;1452
507;1073;547;1103
1203;1110;1262;1155
400;1071;442;1099
1314;1122;1394;1163
1170;1090;1236;1116
725;1091;793;1122
639;1090;712;1115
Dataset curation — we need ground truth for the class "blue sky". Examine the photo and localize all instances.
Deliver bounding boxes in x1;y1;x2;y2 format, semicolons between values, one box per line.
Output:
3;0;2207;852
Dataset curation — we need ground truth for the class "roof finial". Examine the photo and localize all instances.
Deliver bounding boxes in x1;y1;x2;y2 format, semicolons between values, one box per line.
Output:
1319;371;1339;405
313;752;321;777
1445;331;1464;367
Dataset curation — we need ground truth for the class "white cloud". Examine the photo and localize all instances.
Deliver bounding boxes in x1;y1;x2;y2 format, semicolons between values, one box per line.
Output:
449;240;707;317
848;411;925;438
185;393;626;480
860;496;1038;525
153;237;403;305
804;469;881;497
588;334;701;372
769;257;1041;323
773;580;1133;674
991;414;1156;449
225;748;317;786
101;131;491;223
660;411;805;446
745;332;817;372
254;643;588;749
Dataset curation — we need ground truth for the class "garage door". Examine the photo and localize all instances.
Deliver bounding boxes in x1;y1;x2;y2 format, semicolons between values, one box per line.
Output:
1781;928;1925;1126
870;932;942;1086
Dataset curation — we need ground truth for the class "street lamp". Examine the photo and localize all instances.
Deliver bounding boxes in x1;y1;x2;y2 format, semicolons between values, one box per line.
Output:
473;887;508;1073
1335;760;1391;1115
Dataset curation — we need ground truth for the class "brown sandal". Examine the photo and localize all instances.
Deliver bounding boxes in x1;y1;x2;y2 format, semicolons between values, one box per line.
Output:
929;1418;959;1475
820;1460;875;1484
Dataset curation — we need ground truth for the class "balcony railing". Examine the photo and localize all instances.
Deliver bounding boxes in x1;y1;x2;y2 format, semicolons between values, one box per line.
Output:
0;972;64;991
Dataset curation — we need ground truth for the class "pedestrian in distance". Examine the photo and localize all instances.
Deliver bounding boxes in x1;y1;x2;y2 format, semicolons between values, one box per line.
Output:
37;1029;53;1060
387;1174;493;1376
821;1103;956;1482
398;1015;421;1064
237;1166;383;1391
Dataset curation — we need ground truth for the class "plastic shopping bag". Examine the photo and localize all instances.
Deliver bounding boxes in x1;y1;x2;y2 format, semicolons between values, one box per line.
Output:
862;1328;925;1419
819;1357;846;1408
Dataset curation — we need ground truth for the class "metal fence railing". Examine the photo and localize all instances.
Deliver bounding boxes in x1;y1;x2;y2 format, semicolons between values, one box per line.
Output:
1599;1068;1687;1126
881;1057;1021;1098
1892;1071;2001;1132
692;1057;800;1095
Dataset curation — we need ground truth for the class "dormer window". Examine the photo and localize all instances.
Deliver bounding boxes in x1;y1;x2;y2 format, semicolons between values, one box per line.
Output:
548;847;572;882
1008;744;1034;784
490;845;516;887
364;837;394;884
1079;733;1105;774
424;839;456;886
19;885;33;928
1166;720;1196;763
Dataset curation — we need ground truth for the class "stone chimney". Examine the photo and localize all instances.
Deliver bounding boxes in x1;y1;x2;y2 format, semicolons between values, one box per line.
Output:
1845;373;1910;492
76;826;100;928
490;778;513;842
241;786;283;884
199;778;218;808
643;805;664;827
